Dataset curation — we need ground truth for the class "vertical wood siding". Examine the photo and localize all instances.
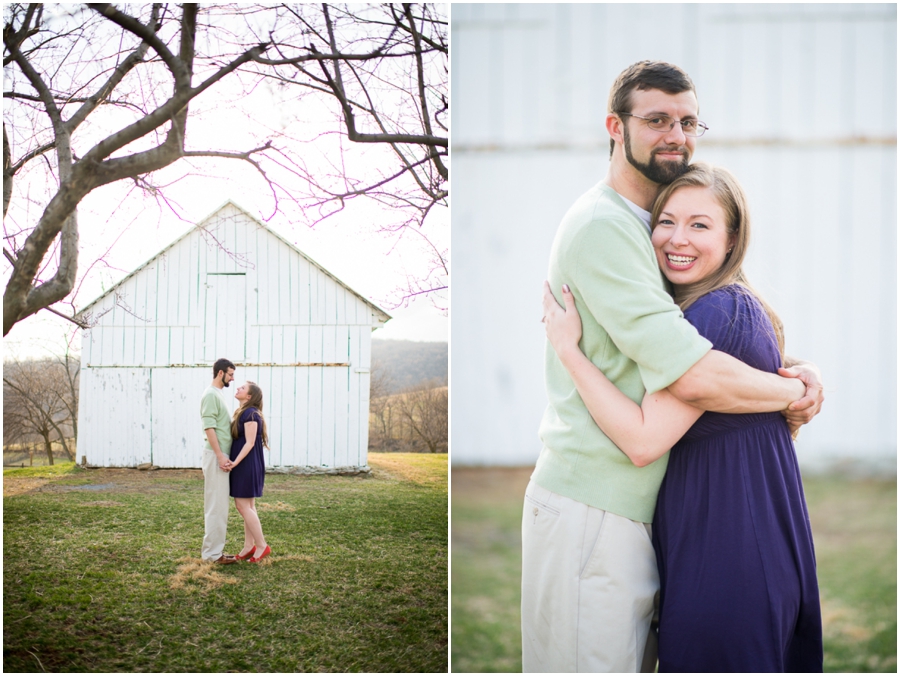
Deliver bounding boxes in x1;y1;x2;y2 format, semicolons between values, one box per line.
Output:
78;202;386;469
451;3;897;468
78;368;153;467
150;368;219;468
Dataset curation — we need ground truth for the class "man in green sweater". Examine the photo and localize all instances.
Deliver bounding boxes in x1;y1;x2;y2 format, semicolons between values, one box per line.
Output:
200;358;237;564
521;61;824;672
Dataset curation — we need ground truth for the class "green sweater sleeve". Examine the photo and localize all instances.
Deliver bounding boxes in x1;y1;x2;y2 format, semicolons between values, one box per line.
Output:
568;209;711;393
200;390;221;431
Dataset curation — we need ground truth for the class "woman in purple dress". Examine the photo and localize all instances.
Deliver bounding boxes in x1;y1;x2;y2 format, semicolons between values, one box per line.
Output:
229;381;271;563
542;163;822;671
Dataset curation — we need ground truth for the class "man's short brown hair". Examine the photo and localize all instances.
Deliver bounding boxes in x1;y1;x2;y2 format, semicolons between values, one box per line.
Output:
213;358;235;379
607;61;697;157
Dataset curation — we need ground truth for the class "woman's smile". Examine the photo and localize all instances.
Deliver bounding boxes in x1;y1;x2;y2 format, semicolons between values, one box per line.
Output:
651;185;733;288
663;253;697;270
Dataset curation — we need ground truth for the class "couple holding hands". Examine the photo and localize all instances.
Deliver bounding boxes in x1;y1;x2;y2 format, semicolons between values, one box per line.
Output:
199;358;271;565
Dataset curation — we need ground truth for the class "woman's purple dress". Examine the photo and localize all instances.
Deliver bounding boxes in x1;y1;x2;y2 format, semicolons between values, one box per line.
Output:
229;407;266;498
653;285;823;672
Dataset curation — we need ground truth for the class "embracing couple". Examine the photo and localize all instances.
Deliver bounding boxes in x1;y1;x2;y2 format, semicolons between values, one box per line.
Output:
523;61;824;673
199;358;272;565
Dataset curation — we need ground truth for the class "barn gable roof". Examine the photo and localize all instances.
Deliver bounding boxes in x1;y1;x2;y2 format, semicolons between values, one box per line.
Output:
77;199;391;323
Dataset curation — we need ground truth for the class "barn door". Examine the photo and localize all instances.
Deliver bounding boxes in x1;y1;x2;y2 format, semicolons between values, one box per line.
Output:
150;368;217;468
80;367;152;467
204;274;246;362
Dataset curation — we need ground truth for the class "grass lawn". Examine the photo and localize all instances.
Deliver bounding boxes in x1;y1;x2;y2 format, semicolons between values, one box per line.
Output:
451;467;896;673
3;453;447;673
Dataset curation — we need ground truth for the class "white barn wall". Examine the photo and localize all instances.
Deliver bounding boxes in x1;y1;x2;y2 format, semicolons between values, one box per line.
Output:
450;3;897;469
77;202;386;469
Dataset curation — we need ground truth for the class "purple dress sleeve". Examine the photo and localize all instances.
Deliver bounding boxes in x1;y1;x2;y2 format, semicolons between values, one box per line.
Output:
682;285;781;374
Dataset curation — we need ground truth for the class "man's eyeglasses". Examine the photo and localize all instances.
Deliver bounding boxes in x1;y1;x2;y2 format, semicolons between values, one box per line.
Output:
617;112;709;138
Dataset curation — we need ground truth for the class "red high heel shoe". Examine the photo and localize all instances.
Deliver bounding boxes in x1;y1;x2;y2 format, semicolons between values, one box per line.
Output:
235;547;256;561
249;545;271;563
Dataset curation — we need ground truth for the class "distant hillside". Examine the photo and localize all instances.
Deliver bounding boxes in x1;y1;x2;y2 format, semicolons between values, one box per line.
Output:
371;339;447;393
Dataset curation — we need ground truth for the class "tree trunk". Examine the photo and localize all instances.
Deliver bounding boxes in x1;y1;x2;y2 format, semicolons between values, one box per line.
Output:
58;436;74;462
42;434;54;465
47;417;74;462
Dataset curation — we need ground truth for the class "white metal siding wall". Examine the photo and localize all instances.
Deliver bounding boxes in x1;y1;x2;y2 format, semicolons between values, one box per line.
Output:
450;3;897;468
79;203;379;469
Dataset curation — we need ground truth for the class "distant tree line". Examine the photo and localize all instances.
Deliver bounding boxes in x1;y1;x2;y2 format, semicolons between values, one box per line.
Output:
371;340;447;394
368;360;447;453
3;354;80;466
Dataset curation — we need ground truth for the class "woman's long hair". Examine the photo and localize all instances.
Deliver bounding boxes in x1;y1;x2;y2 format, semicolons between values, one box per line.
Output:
231;381;269;448
650;162;785;361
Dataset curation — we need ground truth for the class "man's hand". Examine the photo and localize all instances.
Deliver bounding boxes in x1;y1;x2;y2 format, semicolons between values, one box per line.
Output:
778;363;824;427
205;428;232;470
217;453;233;472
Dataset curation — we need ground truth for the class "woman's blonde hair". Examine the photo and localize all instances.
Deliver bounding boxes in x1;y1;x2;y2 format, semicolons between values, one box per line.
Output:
650;162;785;361
231;381;269;448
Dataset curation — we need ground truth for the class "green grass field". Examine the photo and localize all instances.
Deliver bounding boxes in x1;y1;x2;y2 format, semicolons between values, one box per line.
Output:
3;453;448;673
451;467;896;673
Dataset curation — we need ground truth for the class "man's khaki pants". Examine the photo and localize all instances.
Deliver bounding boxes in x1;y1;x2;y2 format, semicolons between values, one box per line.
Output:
521;480;659;673
201;448;230;561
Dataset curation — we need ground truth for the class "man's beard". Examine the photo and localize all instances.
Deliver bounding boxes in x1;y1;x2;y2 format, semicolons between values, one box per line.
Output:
623;123;690;185
223;379;231;388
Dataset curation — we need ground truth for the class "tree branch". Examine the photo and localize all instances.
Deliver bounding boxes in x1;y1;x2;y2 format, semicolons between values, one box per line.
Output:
4;29;63;132
3;248;88;329
10;139;57;174
3;123;12;218
80;41;268;180
64;7;156;133
86;3;181;78
403;4;448;179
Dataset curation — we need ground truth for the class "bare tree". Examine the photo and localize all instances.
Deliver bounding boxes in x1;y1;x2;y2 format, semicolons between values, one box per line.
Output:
3;357;76;463
369;357;396;448
3;3;448;336
50;349;80;441
254;5;448;217
4;381;59;464
3;390;29;462
396;379;447;453
253;4;449;308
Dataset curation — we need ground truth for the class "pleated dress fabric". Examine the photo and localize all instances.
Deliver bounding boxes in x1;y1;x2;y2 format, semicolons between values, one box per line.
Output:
652;285;823;673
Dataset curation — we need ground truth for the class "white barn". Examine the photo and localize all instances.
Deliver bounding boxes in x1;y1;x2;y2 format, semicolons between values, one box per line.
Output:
76;201;390;471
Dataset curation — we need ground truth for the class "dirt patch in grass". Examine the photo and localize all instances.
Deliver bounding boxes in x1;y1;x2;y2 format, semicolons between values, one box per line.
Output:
76;468;202;490
3;477;52;497
257;501;296;512
5;467;203;498
168;558;239;592
369;453;447;485
76;501;126;508
821;594;872;641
